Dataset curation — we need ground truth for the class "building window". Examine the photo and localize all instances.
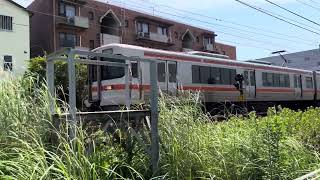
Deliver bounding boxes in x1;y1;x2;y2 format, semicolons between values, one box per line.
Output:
0;15;13;31
174;31;178;39
204;37;213;45
222;51;226;55
3;55;13;71
137;22;149;33
125;20;129;28
196;36;199;43
59;2;76;17
88;11;94;20
89;40;95;50
305;57;310;61
157;26;168;36
59;33;77;48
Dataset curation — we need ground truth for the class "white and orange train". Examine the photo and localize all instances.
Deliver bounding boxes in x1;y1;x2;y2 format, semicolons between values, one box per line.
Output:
87;44;320;111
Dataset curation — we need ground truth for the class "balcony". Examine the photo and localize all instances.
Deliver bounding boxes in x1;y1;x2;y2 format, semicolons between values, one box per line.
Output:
61;0;87;5
57;16;89;29
204;44;214;51
100;33;121;46
60;40;76;48
136;32;173;45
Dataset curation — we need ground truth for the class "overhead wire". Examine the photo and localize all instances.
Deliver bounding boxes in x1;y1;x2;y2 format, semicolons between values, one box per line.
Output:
264;0;320;27
107;0;319;46
234;0;320;35
20;0;318;53
294;0;320;12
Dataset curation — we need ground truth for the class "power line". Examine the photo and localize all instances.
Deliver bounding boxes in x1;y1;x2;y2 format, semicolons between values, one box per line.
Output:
307;0;320;6
295;0;320;12
22;0;316;52
110;0;319;45
264;0;320;27
234;0;320;35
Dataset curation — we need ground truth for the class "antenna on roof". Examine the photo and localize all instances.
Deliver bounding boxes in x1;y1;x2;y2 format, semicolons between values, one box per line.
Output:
271;50;288;67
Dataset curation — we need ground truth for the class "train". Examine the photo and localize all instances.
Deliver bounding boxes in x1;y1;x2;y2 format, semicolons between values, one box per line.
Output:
87;43;320;112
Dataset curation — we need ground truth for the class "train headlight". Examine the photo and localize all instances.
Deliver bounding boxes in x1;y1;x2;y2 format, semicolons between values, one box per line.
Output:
106;85;113;91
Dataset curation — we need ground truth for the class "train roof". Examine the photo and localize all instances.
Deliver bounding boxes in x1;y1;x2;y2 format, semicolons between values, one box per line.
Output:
94;44;316;75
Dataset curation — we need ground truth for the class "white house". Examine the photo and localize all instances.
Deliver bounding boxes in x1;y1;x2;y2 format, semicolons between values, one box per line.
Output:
0;0;30;78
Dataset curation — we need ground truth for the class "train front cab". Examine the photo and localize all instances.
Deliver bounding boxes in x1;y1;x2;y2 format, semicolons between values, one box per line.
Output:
88;49;142;108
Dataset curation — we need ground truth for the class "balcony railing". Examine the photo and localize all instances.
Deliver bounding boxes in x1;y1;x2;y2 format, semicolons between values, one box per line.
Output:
204;44;214;51
136;32;171;44
57;16;89;29
100;34;121;46
60;40;76;48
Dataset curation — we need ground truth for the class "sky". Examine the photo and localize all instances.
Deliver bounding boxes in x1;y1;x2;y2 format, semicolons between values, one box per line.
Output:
13;0;320;60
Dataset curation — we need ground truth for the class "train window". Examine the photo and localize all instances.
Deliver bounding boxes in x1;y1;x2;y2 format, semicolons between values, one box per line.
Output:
221;68;231;85
250;71;255;86
279;74;286;87
157;63;166;82
200;66;211;84
231;69;236;85
262;72;267;86
244;71;249;86
102;48;113;54
306;77;313;88
267;73;273;87
131;63;138;78
273;74;280;87
192;65;200;83
101;58;125;80
210;67;220;84
168;63;177;82
284;75;290;87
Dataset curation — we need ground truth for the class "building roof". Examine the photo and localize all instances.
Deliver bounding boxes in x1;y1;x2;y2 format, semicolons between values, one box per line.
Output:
6;0;27;11
6;0;33;15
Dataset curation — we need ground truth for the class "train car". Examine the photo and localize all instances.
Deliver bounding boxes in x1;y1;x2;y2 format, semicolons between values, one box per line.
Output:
87;43;320;111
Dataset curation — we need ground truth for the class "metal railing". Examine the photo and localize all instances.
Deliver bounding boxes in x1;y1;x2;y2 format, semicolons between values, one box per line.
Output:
295;169;320;180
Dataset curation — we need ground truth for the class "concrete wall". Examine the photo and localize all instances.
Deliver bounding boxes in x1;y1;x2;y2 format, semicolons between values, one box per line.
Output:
0;0;30;78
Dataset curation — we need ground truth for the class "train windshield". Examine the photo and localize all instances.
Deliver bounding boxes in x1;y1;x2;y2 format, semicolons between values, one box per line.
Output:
101;49;125;80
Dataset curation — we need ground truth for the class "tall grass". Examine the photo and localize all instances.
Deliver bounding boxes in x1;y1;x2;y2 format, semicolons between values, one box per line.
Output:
0;78;143;179
1;78;320;179
158;93;320;179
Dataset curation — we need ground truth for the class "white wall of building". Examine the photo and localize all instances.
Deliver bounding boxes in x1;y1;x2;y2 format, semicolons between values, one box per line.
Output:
256;49;320;71
0;0;30;78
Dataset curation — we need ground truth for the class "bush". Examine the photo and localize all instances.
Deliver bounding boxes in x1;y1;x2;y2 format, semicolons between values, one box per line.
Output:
25;56;88;108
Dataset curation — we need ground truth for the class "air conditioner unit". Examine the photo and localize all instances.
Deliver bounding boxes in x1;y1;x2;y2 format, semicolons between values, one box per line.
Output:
66;17;75;24
137;32;150;39
137;32;144;38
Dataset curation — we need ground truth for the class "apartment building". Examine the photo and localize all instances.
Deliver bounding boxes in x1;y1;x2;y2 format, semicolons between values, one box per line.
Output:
28;0;236;59
0;0;30;78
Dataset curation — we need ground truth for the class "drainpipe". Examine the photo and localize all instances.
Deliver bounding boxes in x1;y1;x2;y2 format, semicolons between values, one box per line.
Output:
53;0;56;51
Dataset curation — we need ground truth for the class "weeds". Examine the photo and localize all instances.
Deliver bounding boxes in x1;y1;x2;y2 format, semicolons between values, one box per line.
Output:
0;78;320;179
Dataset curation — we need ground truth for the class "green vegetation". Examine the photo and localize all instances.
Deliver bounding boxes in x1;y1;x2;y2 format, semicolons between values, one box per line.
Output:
26;56;88;107
1;78;320;179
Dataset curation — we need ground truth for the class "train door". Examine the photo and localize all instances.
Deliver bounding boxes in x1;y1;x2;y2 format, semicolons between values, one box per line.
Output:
243;70;256;99
130;61;143;103
157;60;178;95
294;74;302;98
